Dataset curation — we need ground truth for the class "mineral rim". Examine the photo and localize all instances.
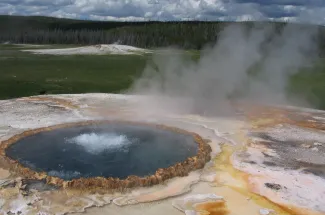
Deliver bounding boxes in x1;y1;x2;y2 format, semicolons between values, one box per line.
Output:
0;120;212;190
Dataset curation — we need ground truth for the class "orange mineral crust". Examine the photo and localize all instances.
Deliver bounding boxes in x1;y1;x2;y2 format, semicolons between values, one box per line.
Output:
194;201;229;215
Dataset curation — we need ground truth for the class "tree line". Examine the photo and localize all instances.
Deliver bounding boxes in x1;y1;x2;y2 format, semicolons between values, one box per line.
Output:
0;16;229;49
1;15;325;51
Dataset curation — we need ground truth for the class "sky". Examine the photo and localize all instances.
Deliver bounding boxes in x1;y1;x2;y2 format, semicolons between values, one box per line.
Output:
0;0;325;24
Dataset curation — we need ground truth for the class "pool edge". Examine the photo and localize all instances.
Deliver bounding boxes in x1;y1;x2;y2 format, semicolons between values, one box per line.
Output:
0;120;212;191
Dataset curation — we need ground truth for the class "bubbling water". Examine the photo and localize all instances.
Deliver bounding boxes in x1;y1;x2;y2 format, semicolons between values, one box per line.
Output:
66;133;134;154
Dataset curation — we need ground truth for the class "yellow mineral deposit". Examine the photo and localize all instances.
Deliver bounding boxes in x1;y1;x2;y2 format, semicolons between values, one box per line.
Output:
194;201;229;215
208;144;292;215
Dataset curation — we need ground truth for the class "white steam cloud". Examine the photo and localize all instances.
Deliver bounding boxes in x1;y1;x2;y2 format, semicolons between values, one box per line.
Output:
66;133;133;154
127;23;319;116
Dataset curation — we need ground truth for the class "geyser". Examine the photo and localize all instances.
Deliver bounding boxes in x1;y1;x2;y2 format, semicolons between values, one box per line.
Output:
2;121;211;189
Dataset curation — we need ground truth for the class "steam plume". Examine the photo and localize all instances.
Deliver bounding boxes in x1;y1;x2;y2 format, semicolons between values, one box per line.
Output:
127;23;319;116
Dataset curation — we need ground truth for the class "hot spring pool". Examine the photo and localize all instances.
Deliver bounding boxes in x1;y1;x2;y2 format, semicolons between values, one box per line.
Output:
5;122;199;180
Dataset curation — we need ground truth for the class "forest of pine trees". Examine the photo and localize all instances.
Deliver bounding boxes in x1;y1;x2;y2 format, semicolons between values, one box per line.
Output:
0;15;229;49
1;15;325;51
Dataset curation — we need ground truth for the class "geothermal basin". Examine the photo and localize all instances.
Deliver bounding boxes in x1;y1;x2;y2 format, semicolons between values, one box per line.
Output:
3;121;211;189
1;95;325;215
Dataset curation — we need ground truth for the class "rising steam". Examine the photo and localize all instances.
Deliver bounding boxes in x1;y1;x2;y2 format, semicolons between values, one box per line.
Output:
127;23;319;116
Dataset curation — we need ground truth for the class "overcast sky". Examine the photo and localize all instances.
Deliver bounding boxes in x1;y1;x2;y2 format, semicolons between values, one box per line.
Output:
1;0;324;24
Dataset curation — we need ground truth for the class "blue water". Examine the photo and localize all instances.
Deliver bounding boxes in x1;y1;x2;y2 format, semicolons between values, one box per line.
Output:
6;123;198;180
